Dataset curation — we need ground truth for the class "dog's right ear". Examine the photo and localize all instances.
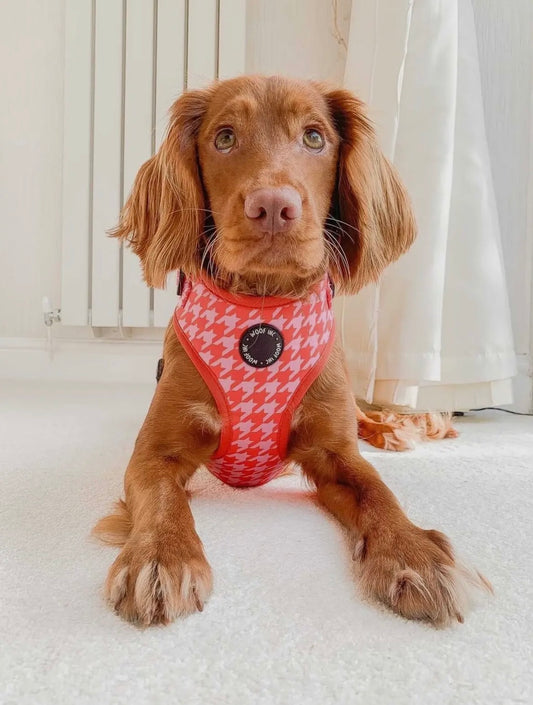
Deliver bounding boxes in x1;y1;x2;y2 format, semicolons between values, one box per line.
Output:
320;87;416;294
111;87;213;288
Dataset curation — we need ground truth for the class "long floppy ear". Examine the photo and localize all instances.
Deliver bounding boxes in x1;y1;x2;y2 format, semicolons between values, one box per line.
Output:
323;88;416;294
110;87;213;288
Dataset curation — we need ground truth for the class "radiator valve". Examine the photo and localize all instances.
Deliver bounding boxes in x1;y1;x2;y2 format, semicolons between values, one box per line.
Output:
42;297;61;327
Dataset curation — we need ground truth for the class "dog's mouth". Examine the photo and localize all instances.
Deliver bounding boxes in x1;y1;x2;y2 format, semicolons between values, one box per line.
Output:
202;220;327;285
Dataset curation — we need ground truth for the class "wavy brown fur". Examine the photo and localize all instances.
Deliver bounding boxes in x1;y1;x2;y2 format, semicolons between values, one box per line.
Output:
92;500;132;547
356;407;458;451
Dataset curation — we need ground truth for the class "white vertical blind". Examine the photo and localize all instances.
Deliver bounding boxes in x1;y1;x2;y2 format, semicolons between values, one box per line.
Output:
122;0;154;327
152;0;187;328
219;0;246;79
187;0;218;89
60;0;93;325
91;0;124;327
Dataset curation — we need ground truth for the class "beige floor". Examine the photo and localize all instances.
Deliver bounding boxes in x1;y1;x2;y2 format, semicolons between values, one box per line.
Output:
1;380;532;705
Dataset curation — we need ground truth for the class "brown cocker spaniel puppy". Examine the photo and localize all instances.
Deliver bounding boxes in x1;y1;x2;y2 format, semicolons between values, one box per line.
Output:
93;76;489;627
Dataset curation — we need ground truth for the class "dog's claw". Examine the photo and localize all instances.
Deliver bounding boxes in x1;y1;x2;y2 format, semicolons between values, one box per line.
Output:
194;589;203;612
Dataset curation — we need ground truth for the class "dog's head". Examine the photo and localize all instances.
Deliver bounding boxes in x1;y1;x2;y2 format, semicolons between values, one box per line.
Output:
113;75;415;296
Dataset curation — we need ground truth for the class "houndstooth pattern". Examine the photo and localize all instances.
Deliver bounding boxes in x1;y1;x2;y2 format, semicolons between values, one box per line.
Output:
174;276;334;487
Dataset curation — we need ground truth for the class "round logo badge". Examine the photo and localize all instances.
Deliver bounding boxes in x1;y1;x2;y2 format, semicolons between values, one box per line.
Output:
239;324;284;368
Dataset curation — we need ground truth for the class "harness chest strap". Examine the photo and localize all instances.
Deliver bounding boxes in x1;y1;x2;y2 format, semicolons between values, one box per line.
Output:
173;275;335;488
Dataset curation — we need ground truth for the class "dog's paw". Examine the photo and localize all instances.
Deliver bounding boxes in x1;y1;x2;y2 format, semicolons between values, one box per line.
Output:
355;524;491;626
104;534;213;626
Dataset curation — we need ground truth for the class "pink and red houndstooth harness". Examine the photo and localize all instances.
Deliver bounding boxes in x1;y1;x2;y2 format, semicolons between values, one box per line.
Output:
173;275;335;488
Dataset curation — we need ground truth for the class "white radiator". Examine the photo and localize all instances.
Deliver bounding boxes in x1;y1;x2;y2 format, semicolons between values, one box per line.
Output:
61;0;245;328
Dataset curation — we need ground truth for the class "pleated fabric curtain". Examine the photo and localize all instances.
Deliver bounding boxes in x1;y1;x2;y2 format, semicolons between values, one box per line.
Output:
338;0;516;411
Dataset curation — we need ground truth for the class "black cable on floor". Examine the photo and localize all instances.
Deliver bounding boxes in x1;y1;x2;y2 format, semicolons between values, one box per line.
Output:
470;406;533;417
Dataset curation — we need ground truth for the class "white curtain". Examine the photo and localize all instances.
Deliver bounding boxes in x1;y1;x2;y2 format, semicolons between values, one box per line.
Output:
338;0;516;411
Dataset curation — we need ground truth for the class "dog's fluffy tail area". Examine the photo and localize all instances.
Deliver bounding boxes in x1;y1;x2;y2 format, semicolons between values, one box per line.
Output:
92;499;132;547
355;407;458;452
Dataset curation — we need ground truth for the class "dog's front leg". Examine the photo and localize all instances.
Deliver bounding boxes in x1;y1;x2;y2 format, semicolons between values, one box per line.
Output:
288;344;489;626
102;452;213;626
96;334;220;626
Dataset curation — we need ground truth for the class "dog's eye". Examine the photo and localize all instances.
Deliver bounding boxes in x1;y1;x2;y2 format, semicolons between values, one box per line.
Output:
215;128;236;152
303;129;325;151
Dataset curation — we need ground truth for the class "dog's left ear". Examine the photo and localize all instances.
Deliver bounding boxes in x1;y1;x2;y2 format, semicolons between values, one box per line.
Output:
321;87;416;294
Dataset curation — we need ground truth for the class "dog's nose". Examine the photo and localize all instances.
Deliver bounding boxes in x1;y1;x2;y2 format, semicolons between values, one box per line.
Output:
244;187;302;233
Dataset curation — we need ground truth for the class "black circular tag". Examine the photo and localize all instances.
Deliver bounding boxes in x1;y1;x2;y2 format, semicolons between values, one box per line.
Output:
239;324;284;368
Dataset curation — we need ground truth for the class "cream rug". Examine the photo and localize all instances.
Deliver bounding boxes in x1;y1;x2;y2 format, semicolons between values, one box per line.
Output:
1;380;531;705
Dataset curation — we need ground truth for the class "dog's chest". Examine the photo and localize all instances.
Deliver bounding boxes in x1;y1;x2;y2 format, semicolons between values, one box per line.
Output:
173;277;335;487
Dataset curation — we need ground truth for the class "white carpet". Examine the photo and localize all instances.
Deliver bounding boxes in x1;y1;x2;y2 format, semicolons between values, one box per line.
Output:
0;380;532;705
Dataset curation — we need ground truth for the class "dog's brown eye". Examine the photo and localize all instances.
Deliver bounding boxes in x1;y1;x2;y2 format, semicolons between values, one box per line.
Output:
215;128;236;152
303;129;324;151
